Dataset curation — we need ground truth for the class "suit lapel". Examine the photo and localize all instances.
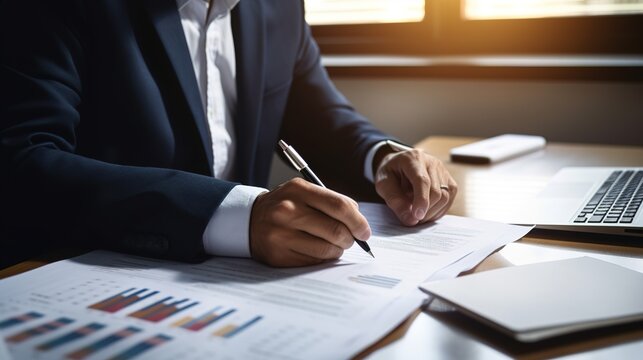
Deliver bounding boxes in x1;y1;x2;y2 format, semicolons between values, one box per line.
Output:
231;0;265;185
141;0;213;174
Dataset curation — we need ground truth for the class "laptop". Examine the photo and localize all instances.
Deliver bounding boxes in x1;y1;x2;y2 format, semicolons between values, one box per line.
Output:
515;167;643;236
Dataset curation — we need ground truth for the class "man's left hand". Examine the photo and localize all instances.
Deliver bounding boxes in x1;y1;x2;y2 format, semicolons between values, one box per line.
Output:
374;149;458;226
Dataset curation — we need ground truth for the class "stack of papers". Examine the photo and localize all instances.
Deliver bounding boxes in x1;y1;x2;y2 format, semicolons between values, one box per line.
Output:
0;203;531;359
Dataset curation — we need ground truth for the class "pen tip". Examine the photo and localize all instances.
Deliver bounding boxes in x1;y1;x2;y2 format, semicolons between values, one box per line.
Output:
367;251;375;258
278;140;288;151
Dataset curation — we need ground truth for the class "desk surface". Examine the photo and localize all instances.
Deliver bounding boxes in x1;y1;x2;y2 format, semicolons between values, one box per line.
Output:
358;136;643;359
1;136;643;359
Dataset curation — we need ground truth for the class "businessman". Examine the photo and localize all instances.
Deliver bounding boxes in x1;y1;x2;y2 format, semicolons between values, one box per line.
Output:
0;0;457;268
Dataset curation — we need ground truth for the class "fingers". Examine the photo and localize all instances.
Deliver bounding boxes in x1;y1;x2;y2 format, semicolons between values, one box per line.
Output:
253;228;342;268
402;158;431;221
284;205;355;250
375;172;414;226
296;180;371;241
249;178;369;268
288;231;345;260
271;229;347;267
424;174;458;222
436;176;458;220
423;166;448;220
375;150;458;226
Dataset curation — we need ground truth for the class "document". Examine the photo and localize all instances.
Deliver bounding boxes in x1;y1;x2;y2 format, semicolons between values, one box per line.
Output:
0;203;530;359
0;338;11;360
350;203;532;284
425;228;534;282
0;252;420;360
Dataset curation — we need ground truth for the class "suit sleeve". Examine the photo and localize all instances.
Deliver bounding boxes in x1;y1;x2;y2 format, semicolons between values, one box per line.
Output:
279;5;392;200
0;0;233;262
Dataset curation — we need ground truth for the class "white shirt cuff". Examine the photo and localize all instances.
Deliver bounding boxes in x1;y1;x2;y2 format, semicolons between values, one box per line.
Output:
203;185;268;257
364;141;389;183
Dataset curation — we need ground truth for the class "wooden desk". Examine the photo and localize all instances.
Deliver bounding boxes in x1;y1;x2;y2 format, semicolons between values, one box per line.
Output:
358;136;643;359
1;136;642;359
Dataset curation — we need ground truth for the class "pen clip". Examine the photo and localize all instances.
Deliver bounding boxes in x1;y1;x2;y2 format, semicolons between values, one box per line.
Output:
279;140;308;171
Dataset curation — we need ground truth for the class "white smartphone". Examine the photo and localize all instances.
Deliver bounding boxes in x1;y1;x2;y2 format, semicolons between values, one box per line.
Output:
450;134;546;164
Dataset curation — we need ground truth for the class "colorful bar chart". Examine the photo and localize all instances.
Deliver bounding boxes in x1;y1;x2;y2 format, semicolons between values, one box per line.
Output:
128;297;198;323
212;316;263;338
6;317;75;344
108;334;172;360
66;326;142;360
172;307;236;332
89;288;159;313
348;274;401;289
36;322;105;351
0;311;44;329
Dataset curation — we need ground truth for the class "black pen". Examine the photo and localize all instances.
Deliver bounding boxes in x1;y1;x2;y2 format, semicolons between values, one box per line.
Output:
279;140;375;258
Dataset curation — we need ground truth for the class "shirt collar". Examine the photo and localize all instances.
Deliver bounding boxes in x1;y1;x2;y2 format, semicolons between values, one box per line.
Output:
177;0;240;13
176;0;192;10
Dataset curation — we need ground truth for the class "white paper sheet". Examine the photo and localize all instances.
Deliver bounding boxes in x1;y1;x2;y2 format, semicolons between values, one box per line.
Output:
0;252;420;360
0;203;530;359
0;338;11;360
426;225;534;282
355;203;532;284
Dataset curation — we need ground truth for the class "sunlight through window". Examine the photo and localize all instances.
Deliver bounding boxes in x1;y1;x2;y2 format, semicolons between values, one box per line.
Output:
465;0;643;20
304;0;425;25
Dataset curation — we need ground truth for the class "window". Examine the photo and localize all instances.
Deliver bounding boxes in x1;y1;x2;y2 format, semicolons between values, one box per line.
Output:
307;0;643;54
305;0;425;25
464;0;643;20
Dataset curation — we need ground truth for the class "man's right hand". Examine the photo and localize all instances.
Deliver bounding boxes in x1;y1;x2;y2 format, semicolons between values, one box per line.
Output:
249;178;371;267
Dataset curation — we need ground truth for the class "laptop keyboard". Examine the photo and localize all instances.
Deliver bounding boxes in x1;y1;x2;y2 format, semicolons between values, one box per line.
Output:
573;170;643;224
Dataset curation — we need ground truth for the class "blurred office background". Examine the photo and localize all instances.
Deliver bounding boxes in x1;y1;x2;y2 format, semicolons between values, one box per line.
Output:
270;0;643;187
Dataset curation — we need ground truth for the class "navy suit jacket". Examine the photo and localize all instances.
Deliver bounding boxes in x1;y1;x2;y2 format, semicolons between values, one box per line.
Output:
0;0;389;266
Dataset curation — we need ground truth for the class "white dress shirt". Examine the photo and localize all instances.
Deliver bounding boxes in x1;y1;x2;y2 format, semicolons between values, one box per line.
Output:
177;0;384;258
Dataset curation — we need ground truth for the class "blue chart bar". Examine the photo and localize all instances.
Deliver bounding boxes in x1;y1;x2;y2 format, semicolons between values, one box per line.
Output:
173;307;236;332
6;317;75;343
108;334;172;360
217;316;263;338
348;274;401;289
129;297;199;323
0;311;44;329
36;322;106;351
67;326;142;360
225;316;263;338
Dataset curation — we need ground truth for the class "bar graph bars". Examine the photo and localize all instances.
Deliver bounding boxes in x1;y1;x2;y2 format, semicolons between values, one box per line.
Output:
1;290;263;359
89;288;159;313
67;326;142;360
212;316;263;338
107;334;172;360
0;311;44;329
36;322;105;351
172;307;236;332
6;317;75;344
348;274;401;289
128;297;199;323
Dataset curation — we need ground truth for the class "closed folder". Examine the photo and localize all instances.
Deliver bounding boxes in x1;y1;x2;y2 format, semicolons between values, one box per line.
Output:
420;257;643;342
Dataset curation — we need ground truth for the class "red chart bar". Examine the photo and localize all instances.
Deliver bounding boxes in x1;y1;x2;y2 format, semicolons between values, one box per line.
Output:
107;334;172;360
0;311;44;330
129;297;199;323
66;326;142;360
184;308;236;332
6;317;75;343
89;288;159;313
36;322;105;351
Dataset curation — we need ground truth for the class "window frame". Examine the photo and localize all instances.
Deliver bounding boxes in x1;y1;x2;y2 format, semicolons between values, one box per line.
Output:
310;0;643;55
